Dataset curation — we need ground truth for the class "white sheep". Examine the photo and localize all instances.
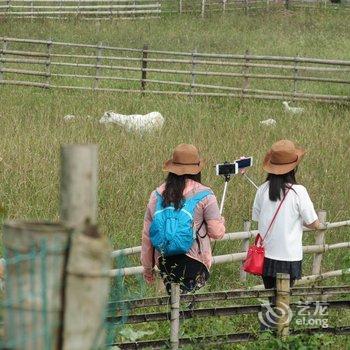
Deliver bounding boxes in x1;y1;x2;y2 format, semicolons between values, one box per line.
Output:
283;101;304;114
99;111;164;132
260;118;277;126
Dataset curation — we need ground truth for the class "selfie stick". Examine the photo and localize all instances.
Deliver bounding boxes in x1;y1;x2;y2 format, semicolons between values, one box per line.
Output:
243;173;259;190
212;174;231;254
219;174;230;215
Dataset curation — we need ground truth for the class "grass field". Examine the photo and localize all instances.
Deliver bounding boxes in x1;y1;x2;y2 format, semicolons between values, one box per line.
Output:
0;7;350;349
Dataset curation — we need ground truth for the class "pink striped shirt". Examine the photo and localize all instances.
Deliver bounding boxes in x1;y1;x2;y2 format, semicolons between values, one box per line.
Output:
141;179;225;283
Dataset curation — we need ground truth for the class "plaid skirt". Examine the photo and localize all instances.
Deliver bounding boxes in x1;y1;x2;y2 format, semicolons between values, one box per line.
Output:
263;257;302;280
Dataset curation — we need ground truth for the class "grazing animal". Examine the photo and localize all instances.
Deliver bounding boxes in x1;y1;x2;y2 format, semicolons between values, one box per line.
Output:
99;111;164;132
260;118;277;126
63;114;76;121
283;101;304;114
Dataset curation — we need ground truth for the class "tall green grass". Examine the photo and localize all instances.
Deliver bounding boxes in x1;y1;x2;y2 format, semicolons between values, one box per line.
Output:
0;8;350;348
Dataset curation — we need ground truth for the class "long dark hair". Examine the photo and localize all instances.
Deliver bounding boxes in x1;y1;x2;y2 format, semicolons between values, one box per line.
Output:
162;172;202;209
266;169;297;201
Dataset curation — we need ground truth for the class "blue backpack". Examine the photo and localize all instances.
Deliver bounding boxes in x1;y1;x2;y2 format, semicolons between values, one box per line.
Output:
149;190;212;256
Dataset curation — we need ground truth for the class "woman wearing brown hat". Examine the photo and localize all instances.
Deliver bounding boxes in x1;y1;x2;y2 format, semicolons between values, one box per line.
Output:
252;140;322;329
141;144;225;294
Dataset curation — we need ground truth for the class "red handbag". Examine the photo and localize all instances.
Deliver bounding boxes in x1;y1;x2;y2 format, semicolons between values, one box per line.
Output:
243;187;292;276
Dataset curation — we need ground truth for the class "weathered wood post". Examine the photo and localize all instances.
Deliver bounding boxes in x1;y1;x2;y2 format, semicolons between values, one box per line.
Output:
170;283;180;350
242;49;250;95
311;210;327;301
312;210;327;276
201;0;206;18
0;39;7;81
223;0;227;13
45;39;52;88
2;222;69;350
190;48;197;98
61;145;112;350
276;273;291;338
240;220;251;282
141;44;148;93
93;42;103;91
60;145;98;229
292;54;299;101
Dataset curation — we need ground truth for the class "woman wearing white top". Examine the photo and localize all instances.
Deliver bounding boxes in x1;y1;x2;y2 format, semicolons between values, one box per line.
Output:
252;140;323;329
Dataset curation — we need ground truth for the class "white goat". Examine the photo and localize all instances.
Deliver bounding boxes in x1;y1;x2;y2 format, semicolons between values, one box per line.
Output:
283;101;304;114
99;111;164;132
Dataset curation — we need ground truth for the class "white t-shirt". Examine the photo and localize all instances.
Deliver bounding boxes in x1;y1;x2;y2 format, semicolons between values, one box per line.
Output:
252;182;318;261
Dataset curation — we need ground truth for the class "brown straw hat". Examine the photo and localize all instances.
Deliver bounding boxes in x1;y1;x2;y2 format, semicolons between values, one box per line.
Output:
263;140;306;175
163;144;203;176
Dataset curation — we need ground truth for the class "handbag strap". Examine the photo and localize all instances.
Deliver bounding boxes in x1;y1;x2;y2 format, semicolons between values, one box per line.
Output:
260;185;293;244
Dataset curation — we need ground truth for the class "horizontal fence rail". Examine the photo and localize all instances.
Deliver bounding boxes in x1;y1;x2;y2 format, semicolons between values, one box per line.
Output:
111;220;350;258
0;37;349;103
0;0;162;18
108;217;350;291
108;279;350;349
0;0;349;19
109;300;350;325
110;285;350;310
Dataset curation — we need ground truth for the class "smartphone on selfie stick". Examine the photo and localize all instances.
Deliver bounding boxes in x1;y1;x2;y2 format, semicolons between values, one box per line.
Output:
216;157;255;215
236;157;258;190
213;157;254;254
215;162;239;215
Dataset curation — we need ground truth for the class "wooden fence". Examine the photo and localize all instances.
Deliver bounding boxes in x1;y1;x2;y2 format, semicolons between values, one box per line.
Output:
110;280;350;349
109;214;350;290
0;0;349;19
0;0;162;18
1;37;349;103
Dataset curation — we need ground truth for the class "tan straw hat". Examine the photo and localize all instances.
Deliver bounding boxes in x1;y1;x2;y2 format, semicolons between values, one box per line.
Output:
263;139;305;175
163;144;203;176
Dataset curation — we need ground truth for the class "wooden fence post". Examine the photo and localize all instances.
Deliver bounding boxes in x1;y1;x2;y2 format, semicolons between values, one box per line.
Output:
285;0;289;10
76;0;81;17
141;44;148;93
6;0;11;15
0;39;7;81
59;0;63;19
223;0;227;12
244;0;248;14
179;0;183;14
60;145;98;230
30;0;34;20
170;283;180;350
242;49;250;96
93;42;103;91
292;54;299;101
61;145;111;350
240;220;251;282
276;273;291;338
190;48;197;97
312;210;327;276
46;39;52;88
201;0;206;18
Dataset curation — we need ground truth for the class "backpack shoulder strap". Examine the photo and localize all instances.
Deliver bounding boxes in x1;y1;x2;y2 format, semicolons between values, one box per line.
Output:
153;191;165;212
183;189;213;215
